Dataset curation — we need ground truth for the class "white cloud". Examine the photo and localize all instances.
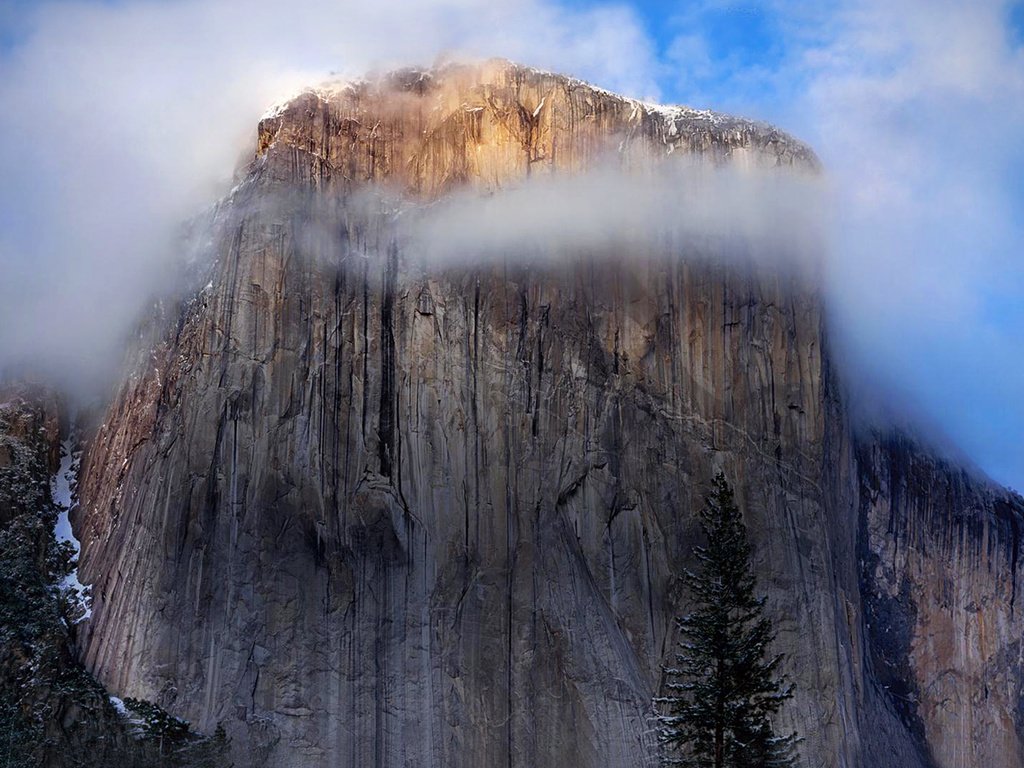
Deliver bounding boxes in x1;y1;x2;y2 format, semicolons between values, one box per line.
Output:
790;0;1024;486
402;163;825;273
0;0;659;393
661;0;1024;488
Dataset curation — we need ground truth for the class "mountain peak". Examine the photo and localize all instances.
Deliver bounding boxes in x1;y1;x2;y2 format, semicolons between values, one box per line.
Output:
253;60;818;199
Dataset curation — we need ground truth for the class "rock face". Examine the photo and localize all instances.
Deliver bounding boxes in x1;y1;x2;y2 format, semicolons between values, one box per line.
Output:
857;436;1024;767
73;61;1023;767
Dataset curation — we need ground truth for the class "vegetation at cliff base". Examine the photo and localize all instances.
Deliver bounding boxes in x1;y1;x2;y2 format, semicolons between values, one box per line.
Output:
0;400;231;768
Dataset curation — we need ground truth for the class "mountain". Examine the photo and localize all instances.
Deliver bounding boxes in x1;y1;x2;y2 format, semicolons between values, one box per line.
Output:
43;60;1024;766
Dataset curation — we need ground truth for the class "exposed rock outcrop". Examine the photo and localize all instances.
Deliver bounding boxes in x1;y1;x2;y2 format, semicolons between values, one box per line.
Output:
71;61;1023;768
858;434;1024;768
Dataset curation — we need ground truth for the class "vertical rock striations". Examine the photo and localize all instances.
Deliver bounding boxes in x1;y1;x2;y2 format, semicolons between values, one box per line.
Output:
857;434;1024;768
0;388;144;767
72;61;1023;767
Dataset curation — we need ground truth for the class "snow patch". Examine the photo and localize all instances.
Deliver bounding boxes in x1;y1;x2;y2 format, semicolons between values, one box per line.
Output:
260;77;365;121
52;437;92;624
109;695;128;716
259;100;290;121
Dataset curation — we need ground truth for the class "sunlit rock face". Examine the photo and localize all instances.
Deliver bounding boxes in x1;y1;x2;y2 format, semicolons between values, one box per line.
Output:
72;61;1022;768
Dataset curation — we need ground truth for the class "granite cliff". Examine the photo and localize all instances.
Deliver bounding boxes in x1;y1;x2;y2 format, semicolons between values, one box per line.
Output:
66;61;1023;767
0;389;229;767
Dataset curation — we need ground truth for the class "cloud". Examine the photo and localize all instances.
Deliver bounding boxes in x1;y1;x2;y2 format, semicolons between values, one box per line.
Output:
802;0;1024;489
665;0;1024;488
0;0;659;395
1;0;1021;492
402;162;825;275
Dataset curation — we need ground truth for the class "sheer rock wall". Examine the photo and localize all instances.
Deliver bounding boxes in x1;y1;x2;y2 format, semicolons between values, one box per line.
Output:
72;62;1022;767
858;436;1024;768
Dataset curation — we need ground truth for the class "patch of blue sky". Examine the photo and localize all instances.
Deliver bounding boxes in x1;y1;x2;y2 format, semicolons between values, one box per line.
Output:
0;2;32;53
654;2;811;125
556;1;792;108
1009;1;1024;46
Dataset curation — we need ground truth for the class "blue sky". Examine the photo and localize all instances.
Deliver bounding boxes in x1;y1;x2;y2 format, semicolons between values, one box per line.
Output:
0;0;1022;491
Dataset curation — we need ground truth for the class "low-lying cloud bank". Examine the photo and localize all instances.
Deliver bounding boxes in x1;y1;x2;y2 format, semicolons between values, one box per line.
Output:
402;163;825;273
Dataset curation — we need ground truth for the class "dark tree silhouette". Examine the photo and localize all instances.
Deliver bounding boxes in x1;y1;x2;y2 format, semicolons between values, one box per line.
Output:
656;473;798;767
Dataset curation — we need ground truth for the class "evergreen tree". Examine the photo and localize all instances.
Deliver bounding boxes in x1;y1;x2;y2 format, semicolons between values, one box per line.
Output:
124;698;192;760
0;404;233;768
122;698;233;768
178;722;232;768
656;473;798;768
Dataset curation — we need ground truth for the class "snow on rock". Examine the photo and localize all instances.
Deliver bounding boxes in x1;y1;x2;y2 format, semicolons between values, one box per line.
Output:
52;436;92;623
109;696;128;716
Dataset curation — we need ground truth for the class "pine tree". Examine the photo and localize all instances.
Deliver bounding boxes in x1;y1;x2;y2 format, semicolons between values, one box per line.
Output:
180;723;233;768
655;473;798;768
123;698;193;765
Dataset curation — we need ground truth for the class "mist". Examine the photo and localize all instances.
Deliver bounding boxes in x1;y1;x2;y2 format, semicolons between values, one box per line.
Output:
402;162;825;274
0;0;1020;490
658;0;1024;491
0;0;658;395
802;0;1024;490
